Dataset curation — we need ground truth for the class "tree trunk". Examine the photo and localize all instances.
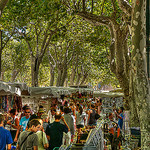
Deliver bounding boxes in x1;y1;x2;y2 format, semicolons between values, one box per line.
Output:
56;68;62;86
76;72;81;85
131;0;150;149
0;30;2;80
70;55;78;85
50;66;55;86
11;69;19;82
70;67;76;86
129;71;140;127
31;56;40;87
108;26;130;108
64;78;68;87
1;71;4;81
79;73;88;85
0;0;9;16
60;65;67;86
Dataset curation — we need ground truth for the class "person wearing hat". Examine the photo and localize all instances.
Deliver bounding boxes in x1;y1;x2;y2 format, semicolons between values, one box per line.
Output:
26;106;45;130
41;113;49;131
38;108;45;119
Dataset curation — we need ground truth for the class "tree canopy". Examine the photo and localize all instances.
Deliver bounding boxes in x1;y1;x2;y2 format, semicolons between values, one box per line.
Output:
0;0;119;88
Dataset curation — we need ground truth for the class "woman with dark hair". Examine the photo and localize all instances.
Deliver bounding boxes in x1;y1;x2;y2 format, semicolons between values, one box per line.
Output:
7;109;19;140
87;104;97;127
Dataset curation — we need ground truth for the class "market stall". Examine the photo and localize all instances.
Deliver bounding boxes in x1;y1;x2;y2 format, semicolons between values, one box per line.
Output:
93;91;124;113
0;81;22;113
69;86;93;102
93;90;134;149
27;86;78;112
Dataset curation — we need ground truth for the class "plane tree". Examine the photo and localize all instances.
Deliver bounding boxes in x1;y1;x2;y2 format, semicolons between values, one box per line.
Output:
1;0;73;87
62;0;150;148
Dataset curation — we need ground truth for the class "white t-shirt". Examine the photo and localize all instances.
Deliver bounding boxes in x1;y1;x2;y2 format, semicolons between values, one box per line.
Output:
76;112;86;126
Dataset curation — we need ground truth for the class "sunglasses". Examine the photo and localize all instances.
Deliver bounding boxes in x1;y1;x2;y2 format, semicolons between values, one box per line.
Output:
25;112;30;113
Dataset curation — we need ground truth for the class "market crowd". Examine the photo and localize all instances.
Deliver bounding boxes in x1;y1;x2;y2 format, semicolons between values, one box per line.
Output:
0;97;124;150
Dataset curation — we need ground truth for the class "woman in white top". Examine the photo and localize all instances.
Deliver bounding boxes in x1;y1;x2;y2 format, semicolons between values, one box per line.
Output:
7;109;19;140
76;106;86;134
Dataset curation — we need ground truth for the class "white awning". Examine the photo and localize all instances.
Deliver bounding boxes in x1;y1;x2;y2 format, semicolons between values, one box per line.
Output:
0;81;21;96
93;90;124;97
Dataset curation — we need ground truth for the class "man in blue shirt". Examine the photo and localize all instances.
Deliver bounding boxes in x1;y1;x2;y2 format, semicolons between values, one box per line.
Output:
14;107;30;142
0;114;13;150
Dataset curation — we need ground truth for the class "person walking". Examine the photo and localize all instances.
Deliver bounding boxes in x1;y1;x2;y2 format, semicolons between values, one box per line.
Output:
14;107;31;142
7;109;19;140
46;112;69;150
16;119;41;150
36;119;49;150
87;104;97;127
76;106;86;134
0;114;13;150
60;107;74;145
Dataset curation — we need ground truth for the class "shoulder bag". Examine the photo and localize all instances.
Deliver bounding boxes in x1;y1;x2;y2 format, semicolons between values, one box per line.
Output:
20;132;34;148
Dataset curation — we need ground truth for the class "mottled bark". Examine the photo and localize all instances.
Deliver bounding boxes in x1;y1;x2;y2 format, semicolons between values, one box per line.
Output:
0;30;2;79
76;72;81;85
64;78;68;87
48;50;56;86
70;67;76;85
129;73;140;127
0;71;4;81
131;0;150;149
56;64;68;87
114;28;130;109
79;72;88;85
11;69;19;82
70;55;78;85
56;67;62;86
31;56;41;87
50;67;55;86
60;66;67;86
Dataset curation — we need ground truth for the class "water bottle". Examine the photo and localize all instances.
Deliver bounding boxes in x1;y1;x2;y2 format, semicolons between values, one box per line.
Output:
11;142;16;150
